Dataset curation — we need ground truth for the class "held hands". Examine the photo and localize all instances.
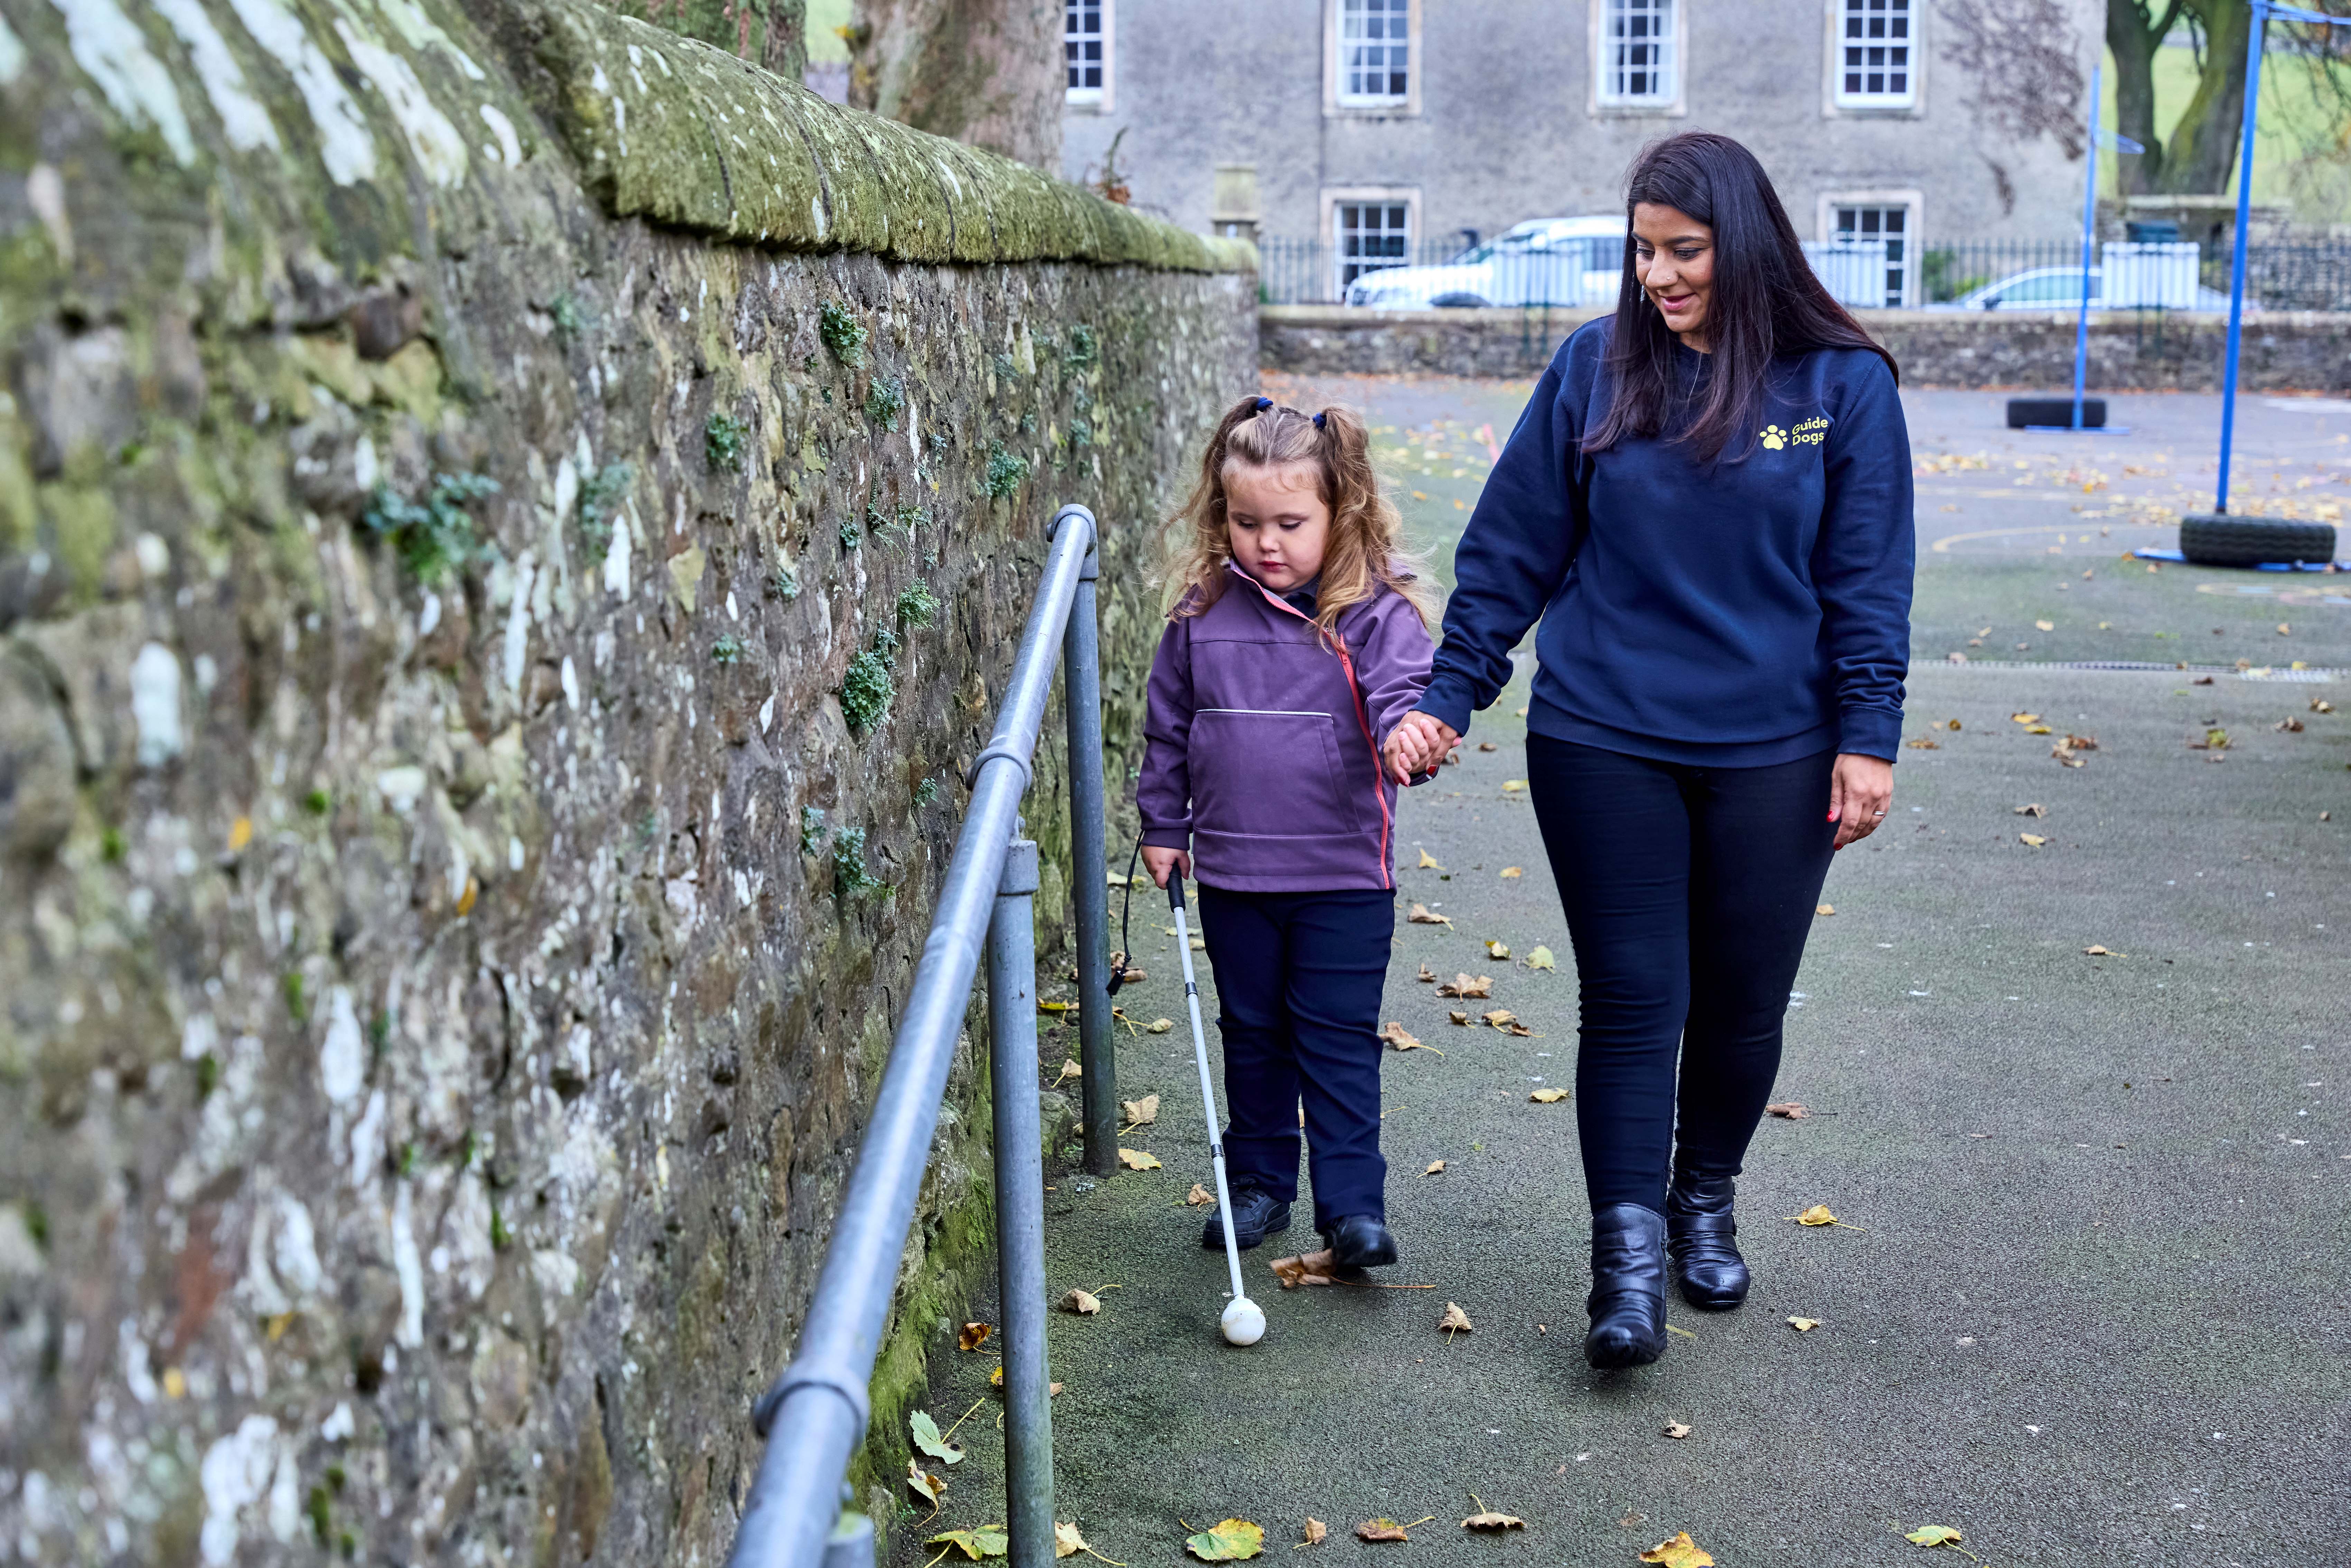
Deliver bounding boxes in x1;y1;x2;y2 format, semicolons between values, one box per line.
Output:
1140;845;1192;888
1826;753;1894;851
1383;711;1461;785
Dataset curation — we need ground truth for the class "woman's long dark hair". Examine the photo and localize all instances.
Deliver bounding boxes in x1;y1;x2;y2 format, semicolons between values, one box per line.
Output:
1585;132;1898;463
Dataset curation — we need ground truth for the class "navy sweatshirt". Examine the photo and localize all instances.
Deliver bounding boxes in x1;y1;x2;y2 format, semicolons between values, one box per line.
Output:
1418;320;1914;764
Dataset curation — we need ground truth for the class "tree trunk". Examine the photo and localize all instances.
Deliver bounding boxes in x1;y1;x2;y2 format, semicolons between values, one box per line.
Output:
2106;0;2177;195
2158;0;2254;194
590;1;806;81
847;0;1064;170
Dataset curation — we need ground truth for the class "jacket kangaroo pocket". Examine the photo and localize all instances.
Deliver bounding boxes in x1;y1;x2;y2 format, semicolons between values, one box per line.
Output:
1189;710;1353;840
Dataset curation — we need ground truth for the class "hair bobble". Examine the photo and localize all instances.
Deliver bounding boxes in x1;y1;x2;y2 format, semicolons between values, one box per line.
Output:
1312;412;1327;429
1253;396;1273;412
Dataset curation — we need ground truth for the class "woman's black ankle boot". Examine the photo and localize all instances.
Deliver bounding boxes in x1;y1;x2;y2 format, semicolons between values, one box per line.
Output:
1583;1203;1669;1369
1666;1170;1750;1310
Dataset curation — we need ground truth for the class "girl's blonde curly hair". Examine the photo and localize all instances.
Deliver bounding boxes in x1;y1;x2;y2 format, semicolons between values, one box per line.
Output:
1160;395;1437;639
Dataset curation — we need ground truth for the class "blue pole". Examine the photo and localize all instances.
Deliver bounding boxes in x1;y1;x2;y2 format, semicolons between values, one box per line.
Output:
2214;3;2269;514
2072;60;2099;430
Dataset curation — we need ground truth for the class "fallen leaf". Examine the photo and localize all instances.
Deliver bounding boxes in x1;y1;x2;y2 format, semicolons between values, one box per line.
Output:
2063;733;2099;751
2278;716;2306;732
1529;1088;1569;1103
1485;940;1511;960
1061;1288;1100;1315
1054;1060;1082;1085
2193;674;2215;685
1639;1531;1715;1567
1407;903;1452;926
1186;1521;1265;1561
1380;1021;1440;1055
1447;1010;1470;1026
1147;1018;1173;1034
2025;724;2053;735
1815;904;1835;916
2013;802;2047;817
1478;741;1498;752
1944;718;1963;732
228;816;252;852
1459;1507;1525;1533
1499;866;1523;878
1502;780;1526;792
1120;1094;1159;1127
1904;738;1941;750
1269;1249;1339;1288
1480;1008;1516;1028
1526;945;1556;970
1786;1316;1820;1332
958;1322;993;1352
1439;1302;1473;1337
1037;999;1075;1013
2314;699;2335;714
1300;1519;1327;1548
1765;1102;1810;1119
2035;619;2055;631
1663;1421;1692;1439
2082;944;2125;957
1904;1524;1965;1549
2279;622;2292;636
1416;963;1436;983
1186;1183;1215;1206
2019;833;2047;847
1355;1520;1412;1543
910;1409;965;1465
907;1459;945;1505
1795;1205;1838;1225
2010;712;2040;724
986;1367;1060;1396
1054;1522;1088;1559
1417;849;1444;870
928;1528;1008;1561
1424;1160;1446;1175
1436;973;1493;998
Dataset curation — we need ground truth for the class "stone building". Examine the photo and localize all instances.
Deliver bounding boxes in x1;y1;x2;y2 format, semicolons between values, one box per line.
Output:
1060;0;2106;304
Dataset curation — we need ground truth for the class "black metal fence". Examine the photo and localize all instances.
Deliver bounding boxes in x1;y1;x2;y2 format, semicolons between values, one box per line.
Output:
1257;234;2351;311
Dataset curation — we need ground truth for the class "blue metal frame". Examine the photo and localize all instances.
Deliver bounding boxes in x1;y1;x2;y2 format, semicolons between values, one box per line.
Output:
728;505;1110;1568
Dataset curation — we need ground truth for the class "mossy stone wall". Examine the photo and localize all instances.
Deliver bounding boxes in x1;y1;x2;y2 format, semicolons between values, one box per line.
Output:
0;3;1253;1565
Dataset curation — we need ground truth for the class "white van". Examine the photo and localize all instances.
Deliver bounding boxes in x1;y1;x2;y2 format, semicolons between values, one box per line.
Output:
1343;216;1628;310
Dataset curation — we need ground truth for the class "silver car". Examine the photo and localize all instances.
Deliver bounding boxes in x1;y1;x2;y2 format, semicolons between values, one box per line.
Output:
1344;216;1627;309
1935;265;2238;313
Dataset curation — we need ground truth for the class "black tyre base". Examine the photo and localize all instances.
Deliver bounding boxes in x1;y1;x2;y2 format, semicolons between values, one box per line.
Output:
2179;513;2339;568
2007;396;2107;429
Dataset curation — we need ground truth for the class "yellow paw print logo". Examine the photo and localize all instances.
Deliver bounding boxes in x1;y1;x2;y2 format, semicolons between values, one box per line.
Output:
1760;424;1788;450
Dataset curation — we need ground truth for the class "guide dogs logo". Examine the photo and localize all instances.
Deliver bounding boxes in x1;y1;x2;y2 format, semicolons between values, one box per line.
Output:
1759;415;1832;451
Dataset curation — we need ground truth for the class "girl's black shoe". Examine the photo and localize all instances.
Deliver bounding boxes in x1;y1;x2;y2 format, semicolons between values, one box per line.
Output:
1584;1203;1669;1369
1202;1185;1291;1250
1322;1213;1397;1268
1666;1170;1750;1310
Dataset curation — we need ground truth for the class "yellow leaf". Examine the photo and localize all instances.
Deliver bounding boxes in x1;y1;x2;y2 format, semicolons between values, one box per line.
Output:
1147;1018;1173;1034
1299;1519;1327;1548
1484;940;1510;960
1186;1183;1215;1206
1501;779;1526;792
161;1367;187;1399
1423;1159;1446;1175
1417;849;1444;870
1120;1094;1159;1127
1186;1520;1265;1561
1526;945;1555;970
1905;1524;1965;1548
1439;1302;1472;1336
1460;1510;1524;1532
1786;1315;1820;1331
1038;999;1076;1013
958;1322;992;1351
1116;1148;1161;1171
228;815;253;852
2035;619;2054;631
2019;833;2047;847
1638;1531;1715;1567
2010;712;2040;724
1529;1088;1569;1103
1498;866;1523;878
1480;1008;1516;1029
1061;1288;1100;1315
1054;1522;1087;1559
927;1526;1007;1559
1905;738;1941;750
907;1459;945;1505
1794;1205;1839;1226
455;876;479;916
1815;903;1835;916
1406;903;1452;925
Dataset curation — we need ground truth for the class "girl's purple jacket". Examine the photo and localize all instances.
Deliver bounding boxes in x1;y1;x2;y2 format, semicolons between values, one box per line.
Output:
1140;566;1434;892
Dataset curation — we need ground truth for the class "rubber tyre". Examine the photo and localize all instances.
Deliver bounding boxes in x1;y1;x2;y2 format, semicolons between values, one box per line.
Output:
2179;512;2339;567
2006;396;2107;429
1429;292;1492;309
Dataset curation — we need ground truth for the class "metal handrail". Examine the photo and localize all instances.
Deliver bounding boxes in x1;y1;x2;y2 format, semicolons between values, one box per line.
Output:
729;504;1115;1568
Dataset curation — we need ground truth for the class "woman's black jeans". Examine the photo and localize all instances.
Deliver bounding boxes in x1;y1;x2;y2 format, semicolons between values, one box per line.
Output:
1525;735;1839;1215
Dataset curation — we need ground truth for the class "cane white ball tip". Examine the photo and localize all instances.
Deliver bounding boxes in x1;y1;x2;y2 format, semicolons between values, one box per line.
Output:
1220;1296;1266;1346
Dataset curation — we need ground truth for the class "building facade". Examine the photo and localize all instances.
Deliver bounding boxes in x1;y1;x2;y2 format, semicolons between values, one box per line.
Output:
1058;0;2106;304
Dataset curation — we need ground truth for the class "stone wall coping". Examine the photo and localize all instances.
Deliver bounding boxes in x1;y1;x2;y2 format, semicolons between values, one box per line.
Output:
505;0;1256;274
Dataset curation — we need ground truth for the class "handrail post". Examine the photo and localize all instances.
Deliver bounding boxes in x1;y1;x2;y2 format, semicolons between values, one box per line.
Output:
986;832;1056;1568
1052;504;1117;1175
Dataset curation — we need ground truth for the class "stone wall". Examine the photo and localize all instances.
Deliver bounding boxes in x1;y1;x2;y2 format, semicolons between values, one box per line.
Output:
1260;304;2351;392
0;4;1253;1567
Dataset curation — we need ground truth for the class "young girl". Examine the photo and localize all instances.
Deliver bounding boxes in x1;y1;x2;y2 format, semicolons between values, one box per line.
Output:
1137;396;1436;1269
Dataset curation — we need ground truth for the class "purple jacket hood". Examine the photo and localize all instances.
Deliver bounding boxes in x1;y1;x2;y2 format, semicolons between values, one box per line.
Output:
1140;566;1434;893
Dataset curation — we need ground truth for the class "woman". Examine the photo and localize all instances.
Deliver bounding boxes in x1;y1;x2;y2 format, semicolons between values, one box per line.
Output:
1385;132;1913;1369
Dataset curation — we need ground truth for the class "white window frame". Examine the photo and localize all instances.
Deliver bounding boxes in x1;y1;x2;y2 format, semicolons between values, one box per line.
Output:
1822;0;1923;116
1818;192;1923;307
1063;0;1113;113
1323;0;1421;119
1322;188;1420;300
1590;0;1686;118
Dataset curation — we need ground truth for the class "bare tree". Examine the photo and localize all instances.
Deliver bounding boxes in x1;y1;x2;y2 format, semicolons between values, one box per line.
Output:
1940;0;2090;160
846;0;1063;170
2107;0;2351;199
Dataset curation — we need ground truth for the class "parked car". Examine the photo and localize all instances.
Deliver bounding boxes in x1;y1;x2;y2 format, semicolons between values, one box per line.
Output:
1343;216;1627;309
1931;265;2238;313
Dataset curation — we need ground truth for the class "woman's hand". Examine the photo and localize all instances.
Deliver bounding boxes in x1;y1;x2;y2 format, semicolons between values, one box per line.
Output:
1826;753;1894;850
1140;845;1192;888
1383;711;1462;784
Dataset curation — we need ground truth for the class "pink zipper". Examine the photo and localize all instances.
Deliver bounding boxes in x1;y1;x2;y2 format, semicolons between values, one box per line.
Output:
1237;574;1395;889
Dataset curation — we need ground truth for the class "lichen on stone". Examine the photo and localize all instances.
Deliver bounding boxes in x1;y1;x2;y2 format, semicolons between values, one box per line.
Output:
864;374;906;431
358;472;501;584
983;442;1031;500
820;301;869;367
705;411;750;473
